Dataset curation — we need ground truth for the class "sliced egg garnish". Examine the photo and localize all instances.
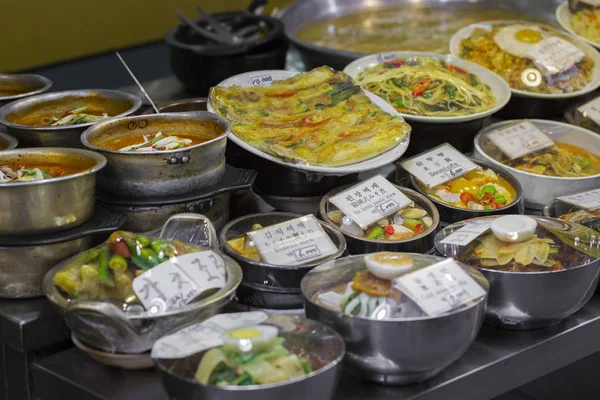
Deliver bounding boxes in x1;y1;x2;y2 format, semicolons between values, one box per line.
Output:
222;325;279;354
364;252;414;280
494;24;544;58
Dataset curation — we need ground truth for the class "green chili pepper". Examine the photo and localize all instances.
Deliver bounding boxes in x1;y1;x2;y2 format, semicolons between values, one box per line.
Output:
494;193;507;204
131;255;153;270
124;237;141;256
469;75;478;86
108;255;128;273
443;85;457;99
150;239;176;258
480;185;496;195
484;205;493;210
136;235;150;247
98;246;115;287
141;248;160;268
366;225;385;240
82;249;100;263
578;157;591;169
395;99;405;108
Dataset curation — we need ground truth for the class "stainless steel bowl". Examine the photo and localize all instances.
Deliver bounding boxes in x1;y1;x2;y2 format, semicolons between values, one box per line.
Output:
0;148;106;235
141;98;208;114
0;129;18;150
435;215;600;330
0;89;142;148
473;119;600;210
154;315;345;400
320;185;440;254
220;212;347;309
280;0;560;71
410;158;525;226
302;253;488;384
0;74;52;105
43;214;243;354
81;112;230;198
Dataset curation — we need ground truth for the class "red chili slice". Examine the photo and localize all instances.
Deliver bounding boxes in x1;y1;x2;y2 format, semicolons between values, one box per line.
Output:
412;78;431;97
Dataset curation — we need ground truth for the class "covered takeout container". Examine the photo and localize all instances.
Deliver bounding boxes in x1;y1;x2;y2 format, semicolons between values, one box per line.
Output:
473;119;600;209
302;252;488;384
220;212;346;309
435;214;600;329
43;213;243;354
153;313;345;400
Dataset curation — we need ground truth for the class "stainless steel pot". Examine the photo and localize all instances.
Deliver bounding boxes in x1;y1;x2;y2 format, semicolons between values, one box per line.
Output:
0;129;18;150
43;214;243;354
302;253;488;384
81;112;230;198
220;212;347;309
320;185;440;255
0;148;106;235
410;158;525;226
280;0;560;71
0;89;142;148
0;74;52;106
435;215;600;330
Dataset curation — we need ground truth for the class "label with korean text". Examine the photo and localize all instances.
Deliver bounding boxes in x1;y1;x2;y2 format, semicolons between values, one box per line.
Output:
439;220;492;246
487;121;554;160
132;250;227;312
401;143;478;188
579;96;600;126
376;52;398;63
249;74;273;86
528;37;585;75
246;215;337;266
557;189;600;211
328;174;412;229
395;258;487;316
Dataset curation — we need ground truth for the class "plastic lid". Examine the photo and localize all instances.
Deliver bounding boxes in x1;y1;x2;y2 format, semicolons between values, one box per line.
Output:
302;252;488;320
435;214;600;273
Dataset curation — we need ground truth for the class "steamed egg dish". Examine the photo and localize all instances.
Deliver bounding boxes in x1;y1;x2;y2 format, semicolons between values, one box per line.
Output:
458;21;595;94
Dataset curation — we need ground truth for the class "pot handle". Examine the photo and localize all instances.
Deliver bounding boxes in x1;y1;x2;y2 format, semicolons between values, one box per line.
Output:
159;213;218;249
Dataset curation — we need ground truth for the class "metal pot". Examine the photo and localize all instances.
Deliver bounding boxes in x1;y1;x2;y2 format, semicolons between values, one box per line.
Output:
0;74;52;106
435;215;600;330
0;204;125;298
0;148;106;235
154;315;345;400
81;112;230;198
0;129;18;150
473;119;600;210
0;89;142;148
302;253;488;384
95;166;257;232
320;184;440;255
141;98;208;114
43;214;243;354
409;158;525;226
220;212;347;309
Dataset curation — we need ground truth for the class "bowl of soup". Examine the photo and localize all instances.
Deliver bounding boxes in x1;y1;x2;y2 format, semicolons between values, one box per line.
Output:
474;119;600;209
0;128;18;150
0;147;106;235
0;74;52;105
81;112;230;198
0;89;142;148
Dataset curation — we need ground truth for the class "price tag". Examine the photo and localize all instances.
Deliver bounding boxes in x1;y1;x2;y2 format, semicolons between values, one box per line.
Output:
132;250;227;312
395;258;487;316
328;174;412;229
528;37;585;75
439;220;492;246
579;96;600;125
557;189;600;211
246;215;337;266
249;73;273;86
487;121;554;160
376;52;398;63
400;143;478;189
151;312;268;359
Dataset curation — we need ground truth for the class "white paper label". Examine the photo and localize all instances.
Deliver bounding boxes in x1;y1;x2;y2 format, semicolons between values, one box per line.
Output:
395;258;487;316
529;37;584;75
401;143;478;188
132;250;227;312
376;52;398;63
579;96;600;125
487;121;554;160
151;312;268;359
247;215;337;266
557;189;600;211
249;73;273;86
328;174;413;229
440;220;492;246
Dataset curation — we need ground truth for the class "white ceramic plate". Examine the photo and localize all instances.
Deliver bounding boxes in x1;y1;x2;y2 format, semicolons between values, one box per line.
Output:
207;70;410;176
449;20;600;99
343;51;511;124
556;1;600;50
